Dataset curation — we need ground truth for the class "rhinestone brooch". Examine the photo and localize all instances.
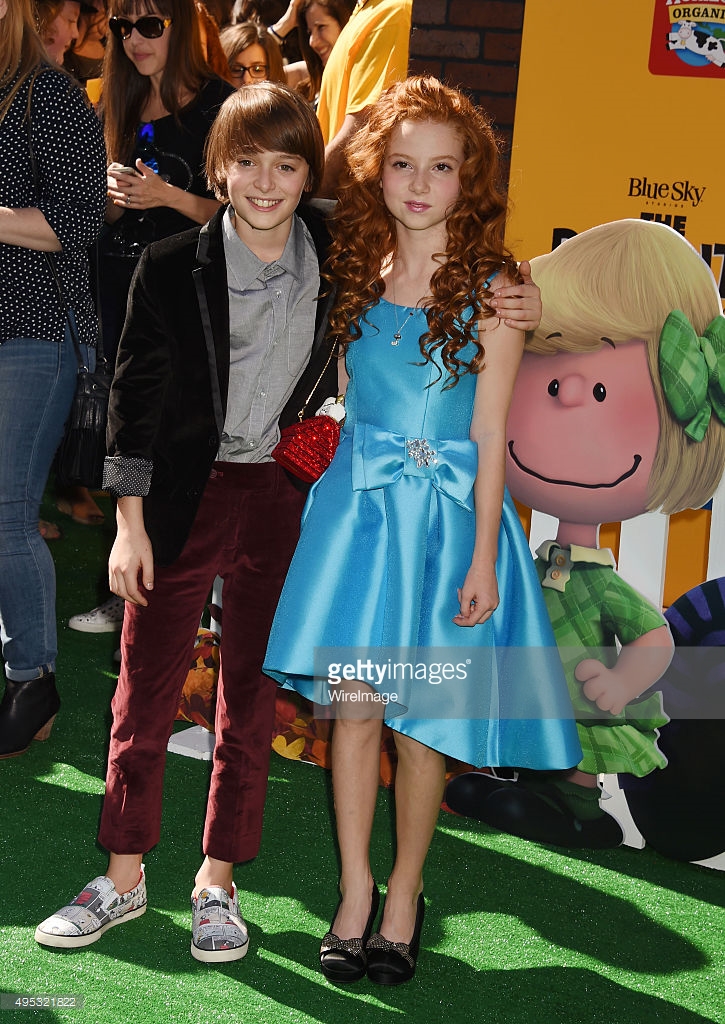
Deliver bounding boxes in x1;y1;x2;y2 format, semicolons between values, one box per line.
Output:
406;438;438;468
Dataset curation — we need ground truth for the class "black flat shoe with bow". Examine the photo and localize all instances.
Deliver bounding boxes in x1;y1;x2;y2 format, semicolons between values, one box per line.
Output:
366;892;425;986
319;882;380;983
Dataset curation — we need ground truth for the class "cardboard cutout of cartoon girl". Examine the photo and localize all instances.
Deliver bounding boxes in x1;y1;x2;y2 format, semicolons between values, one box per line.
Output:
446;219;725;848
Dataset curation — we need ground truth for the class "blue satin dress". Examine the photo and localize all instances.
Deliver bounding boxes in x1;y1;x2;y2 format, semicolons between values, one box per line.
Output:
264;301;582;769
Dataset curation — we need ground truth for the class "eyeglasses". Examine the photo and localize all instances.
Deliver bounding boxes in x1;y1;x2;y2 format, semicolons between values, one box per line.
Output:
108;15;172;40
228;62;268;80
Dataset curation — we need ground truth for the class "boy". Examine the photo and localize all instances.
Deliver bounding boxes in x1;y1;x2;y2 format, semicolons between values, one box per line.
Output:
36;84;336;963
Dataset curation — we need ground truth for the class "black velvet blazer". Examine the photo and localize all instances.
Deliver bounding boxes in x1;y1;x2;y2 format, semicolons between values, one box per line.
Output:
106;203;337;566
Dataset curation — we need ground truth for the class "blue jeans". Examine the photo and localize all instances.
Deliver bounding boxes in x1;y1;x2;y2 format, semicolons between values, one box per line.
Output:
0;326;94;682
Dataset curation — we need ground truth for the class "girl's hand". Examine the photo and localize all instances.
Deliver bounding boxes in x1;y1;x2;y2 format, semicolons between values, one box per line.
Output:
108;525;155;607
488;260;542;331
107;159;169;211
454;563;499;627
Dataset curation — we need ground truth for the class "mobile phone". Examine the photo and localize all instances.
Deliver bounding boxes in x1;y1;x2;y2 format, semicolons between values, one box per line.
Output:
110;164;140;176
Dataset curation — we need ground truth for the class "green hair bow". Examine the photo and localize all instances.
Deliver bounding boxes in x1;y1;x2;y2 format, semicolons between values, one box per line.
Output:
659;310;725;443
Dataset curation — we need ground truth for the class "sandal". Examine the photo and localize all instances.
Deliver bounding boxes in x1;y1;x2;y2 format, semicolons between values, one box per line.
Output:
56;488;105;526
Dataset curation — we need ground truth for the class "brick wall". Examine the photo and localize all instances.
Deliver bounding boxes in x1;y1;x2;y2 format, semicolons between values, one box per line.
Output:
409;0;525;160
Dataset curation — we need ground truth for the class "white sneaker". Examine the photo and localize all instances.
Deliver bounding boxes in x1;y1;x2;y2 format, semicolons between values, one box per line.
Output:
68;595;125;633
35;867;147;948
190;884;249;963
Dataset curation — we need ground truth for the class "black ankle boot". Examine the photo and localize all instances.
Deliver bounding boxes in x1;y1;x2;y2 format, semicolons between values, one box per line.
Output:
0;673;60;758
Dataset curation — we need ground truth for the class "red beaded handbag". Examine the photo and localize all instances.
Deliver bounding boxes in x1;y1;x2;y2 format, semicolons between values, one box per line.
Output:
273;414;342;483
272;349;344;482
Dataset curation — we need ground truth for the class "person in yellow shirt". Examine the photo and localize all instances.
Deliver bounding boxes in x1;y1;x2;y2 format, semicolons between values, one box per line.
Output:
316;0;411;195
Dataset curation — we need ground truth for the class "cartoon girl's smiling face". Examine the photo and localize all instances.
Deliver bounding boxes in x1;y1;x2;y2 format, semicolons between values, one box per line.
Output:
505;338;661;527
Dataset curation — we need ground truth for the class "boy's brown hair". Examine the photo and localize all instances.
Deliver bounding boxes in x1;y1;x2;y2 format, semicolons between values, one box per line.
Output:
205;82;325;201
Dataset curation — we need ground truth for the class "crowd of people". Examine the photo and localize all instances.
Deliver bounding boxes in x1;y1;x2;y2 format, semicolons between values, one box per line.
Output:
2;0;564;987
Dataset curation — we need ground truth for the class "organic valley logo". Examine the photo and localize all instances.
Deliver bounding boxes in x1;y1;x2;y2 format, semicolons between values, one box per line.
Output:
649;0;725;76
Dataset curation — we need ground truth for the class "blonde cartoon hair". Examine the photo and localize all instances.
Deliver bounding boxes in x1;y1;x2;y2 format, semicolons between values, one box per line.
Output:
528;219;725;515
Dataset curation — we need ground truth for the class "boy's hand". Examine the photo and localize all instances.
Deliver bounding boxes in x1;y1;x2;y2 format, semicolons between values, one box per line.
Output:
110;498;155;606
489;260;542;331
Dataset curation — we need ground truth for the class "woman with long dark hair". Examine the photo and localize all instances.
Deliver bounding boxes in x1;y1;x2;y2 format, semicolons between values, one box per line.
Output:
100;0;233;350
0;0;105;755
67;0;234;626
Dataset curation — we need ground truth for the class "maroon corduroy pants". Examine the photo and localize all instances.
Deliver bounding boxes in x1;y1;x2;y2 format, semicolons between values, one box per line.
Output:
98;461;305;864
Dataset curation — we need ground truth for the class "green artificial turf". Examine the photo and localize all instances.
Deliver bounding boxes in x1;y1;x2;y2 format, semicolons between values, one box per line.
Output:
1;494;724;1023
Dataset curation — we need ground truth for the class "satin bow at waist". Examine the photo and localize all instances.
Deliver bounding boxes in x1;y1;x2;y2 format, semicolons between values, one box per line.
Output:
349;422;477;510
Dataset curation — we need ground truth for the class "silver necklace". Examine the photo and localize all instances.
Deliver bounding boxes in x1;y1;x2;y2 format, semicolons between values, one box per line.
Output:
390;282;416;346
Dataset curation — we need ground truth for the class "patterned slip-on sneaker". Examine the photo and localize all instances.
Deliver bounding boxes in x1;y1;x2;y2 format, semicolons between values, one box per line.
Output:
35;867;147;949
190;884;249;963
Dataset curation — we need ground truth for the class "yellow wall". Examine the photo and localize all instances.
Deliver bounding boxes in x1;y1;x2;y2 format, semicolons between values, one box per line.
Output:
508;0;724;608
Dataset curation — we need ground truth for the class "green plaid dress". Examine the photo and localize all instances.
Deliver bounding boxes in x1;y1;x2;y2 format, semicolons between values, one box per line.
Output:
535;542;668;776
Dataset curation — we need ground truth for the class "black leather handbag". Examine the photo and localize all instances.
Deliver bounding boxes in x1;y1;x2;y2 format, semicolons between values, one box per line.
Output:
53;341;113;489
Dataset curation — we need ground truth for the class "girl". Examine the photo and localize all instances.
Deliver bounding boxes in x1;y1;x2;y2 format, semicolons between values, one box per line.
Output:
220;20;285;85
263;76;582;985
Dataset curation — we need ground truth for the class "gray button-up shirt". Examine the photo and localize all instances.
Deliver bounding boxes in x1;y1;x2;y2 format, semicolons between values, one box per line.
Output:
217;206;320;462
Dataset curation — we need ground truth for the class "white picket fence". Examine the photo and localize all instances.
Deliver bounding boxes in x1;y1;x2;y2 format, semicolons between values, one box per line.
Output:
527;472;725;609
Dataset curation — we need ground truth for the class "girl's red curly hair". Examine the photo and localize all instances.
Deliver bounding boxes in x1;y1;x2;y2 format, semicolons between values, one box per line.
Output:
327;75;519;385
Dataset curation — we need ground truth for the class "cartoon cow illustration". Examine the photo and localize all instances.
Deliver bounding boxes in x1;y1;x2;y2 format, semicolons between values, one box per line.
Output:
668;20;697;46
668;21;725;67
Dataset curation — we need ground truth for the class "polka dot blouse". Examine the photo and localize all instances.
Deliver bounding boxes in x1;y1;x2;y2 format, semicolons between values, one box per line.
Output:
0;65;106;348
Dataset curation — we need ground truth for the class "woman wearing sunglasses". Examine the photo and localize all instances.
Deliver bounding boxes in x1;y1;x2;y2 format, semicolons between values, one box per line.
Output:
64;0;233;627
100;0;234;359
